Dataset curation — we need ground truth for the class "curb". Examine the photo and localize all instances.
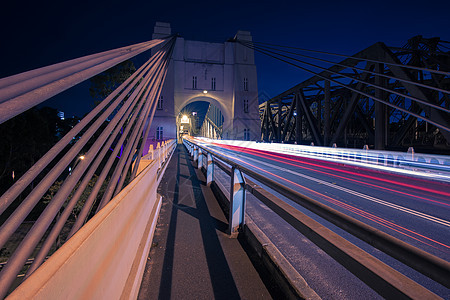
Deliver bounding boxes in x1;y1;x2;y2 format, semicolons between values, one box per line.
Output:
210;178;321;300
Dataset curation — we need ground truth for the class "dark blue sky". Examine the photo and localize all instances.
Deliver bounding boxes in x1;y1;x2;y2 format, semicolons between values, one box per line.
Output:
1;0;449;117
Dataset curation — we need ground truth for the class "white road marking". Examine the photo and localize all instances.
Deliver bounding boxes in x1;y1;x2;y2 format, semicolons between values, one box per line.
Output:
211;146;450;227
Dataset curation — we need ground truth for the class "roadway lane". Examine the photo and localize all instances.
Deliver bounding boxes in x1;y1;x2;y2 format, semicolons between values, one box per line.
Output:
193;140;450;296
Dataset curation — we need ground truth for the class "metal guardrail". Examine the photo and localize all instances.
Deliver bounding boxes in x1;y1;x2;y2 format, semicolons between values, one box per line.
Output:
202;139;450;181
183;137;450;299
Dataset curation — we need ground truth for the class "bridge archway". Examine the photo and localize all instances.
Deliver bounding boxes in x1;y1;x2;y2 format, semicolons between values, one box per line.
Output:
176;96;228;140
148;22;260;144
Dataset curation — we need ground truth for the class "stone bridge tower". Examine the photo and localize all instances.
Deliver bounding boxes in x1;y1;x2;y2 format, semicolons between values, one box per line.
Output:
147;22;260;143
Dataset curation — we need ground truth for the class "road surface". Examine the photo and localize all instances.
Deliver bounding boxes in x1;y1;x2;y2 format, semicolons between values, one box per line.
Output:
194;139;450;298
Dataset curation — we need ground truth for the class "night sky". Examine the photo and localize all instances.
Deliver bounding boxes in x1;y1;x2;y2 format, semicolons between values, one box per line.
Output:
1;0;449;117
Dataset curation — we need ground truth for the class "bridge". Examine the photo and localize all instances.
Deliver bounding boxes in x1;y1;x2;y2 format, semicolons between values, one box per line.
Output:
0;22;449;299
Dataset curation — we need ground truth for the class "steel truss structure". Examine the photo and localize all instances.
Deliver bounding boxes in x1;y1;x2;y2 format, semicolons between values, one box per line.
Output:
248;36;450;152
200;103;224;139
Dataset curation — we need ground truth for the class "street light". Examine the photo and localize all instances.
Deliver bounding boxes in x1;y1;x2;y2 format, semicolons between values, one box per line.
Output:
70;155;85;175
181;115;189;124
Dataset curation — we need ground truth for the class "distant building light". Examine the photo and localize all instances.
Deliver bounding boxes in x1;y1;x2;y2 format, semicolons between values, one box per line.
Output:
192;112;197;116
203;90;208;94
57;111;65;120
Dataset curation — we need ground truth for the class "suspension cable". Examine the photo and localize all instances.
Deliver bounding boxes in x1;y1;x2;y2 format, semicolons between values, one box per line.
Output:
0;37;175;298
0;39;165;124
248;40;450;77
388;46;450;58
25;47;174;278
239;41;450;133
243;41;450;97
240;40;450;114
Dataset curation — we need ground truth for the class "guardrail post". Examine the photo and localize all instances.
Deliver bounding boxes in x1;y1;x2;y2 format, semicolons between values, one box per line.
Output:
166;142;169;159
164;143;166;161
193;146;198;162
407;147;415;162
229;167;246;237
163;142;167;160
158;147;162;168
149;145;154;160
363;145;369;163
197;148;203;169
203;151;207;168
207;153;214;186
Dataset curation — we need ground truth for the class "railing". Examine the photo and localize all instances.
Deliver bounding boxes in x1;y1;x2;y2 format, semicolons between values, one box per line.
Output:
183;137;450;299
141;140;176;173
198;138;450;181
6;140;176;299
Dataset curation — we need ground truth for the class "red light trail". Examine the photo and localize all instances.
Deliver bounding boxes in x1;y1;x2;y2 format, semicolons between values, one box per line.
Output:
213;143;450;206
206;142;450;254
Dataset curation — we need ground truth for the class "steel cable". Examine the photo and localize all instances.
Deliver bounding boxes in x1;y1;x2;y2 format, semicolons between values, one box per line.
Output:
239;41;450;133
0;37;175;298
247;40;450;76
240;40;450;114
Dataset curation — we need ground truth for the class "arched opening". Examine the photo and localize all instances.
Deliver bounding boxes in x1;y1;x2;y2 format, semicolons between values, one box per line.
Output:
176;100;225;142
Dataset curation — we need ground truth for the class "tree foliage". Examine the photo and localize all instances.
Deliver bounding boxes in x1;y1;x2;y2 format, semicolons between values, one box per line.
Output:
89;60;136;105
43;174;109;221
0;107;59;194
0;107;82;200
41;174;109;248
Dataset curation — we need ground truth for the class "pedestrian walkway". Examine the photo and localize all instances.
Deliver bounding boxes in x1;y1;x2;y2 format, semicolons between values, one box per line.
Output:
138;145;272;299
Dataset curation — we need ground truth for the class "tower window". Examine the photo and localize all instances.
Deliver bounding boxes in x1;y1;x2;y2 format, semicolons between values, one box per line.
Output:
156;127;163;140
243;99;249;113
192;76;197;89
211;77;216;91
244;78;248;91
244;128;250;141
157;95;163;110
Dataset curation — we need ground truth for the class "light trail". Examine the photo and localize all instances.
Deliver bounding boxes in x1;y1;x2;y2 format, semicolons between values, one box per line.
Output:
321;193;450;252
239;153;450;227
201;143;450;254
224;144;450;207
213;143;450;204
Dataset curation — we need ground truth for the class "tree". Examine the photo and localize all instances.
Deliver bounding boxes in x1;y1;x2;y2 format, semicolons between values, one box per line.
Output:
0;107;59;196
42;174;108;221
89;60;136;106
42;174;109;247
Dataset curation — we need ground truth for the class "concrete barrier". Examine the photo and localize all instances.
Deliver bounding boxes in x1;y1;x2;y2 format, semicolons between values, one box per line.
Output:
8;159;161;300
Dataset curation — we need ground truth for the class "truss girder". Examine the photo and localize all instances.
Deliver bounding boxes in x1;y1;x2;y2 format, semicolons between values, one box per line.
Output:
259;36;450;152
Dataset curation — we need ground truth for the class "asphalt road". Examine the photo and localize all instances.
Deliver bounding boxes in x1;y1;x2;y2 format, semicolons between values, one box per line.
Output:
194;140;450;298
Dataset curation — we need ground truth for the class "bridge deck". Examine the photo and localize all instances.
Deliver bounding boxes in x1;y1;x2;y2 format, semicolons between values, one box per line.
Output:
138;145;273;299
